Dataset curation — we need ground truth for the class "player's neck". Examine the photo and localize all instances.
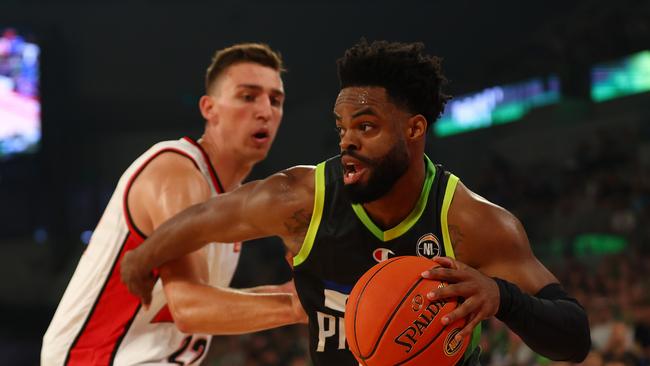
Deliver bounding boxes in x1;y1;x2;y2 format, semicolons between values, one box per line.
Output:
361;157;426;230
197;137;255;191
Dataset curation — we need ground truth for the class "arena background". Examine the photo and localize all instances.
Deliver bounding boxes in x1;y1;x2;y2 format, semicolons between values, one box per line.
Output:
1;0;650;365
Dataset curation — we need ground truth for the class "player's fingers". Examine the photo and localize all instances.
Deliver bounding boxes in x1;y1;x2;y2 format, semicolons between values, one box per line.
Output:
141;298;150;311
129;276;152;306
455;313;482;342
421;266;464;282
426;283;469;301
144;278;155;305
430;256;457;269
142;292;152;309
440;298;476;326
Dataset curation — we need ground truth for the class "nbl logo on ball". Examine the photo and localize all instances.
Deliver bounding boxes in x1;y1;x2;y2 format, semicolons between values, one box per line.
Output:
444;328;464;356
416;233;440;259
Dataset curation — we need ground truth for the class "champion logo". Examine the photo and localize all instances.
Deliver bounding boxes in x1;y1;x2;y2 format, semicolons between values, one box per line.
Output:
416;233;441;259
372;248;395;262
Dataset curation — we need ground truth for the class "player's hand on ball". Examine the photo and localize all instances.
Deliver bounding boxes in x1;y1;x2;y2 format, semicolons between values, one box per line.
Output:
120;249;156;308
421;256;500;342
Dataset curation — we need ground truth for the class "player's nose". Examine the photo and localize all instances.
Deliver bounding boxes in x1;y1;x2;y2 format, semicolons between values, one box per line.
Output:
255;95;273;121
339;129;359;152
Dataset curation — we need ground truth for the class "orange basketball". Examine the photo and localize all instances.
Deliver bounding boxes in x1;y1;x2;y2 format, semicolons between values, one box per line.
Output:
345;256;470;366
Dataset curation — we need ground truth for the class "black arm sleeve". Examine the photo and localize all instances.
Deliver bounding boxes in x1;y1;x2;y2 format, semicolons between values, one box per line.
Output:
493;278;591;362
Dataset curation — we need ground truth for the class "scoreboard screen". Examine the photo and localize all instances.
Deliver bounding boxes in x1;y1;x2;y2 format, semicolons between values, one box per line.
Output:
435;76;560;137
0;27;41;159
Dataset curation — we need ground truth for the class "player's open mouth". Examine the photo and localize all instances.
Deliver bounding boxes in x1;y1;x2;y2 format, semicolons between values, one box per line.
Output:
252;129;270;144
343;162;366;185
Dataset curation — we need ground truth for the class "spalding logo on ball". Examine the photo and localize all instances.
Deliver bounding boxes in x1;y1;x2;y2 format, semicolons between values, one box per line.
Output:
345;256;470;366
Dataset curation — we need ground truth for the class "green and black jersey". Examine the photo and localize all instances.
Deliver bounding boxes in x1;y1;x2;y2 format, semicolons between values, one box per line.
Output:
292;155;481;366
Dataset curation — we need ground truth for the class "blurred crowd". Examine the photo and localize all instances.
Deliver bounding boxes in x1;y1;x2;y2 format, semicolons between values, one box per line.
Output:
203;326;310;366
466;121;650;366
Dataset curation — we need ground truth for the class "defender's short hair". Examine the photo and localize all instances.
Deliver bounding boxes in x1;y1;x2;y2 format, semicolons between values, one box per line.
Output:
205;43;284;93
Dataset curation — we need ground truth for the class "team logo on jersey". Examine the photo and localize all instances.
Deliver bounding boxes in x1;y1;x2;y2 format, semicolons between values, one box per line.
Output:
416;233;440;259
373;248;395;262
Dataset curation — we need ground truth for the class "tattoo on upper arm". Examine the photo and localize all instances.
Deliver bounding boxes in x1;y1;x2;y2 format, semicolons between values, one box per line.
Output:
284;209;312;245
449;224;464;250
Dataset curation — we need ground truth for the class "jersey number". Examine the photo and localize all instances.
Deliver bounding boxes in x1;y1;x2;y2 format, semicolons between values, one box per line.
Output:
316;311;347;352
168;335;208;365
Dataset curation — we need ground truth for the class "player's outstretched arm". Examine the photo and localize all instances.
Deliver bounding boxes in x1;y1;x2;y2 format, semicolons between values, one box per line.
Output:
421;181;590;362
161;260;306;334
127;154;308;332
120;165;316;305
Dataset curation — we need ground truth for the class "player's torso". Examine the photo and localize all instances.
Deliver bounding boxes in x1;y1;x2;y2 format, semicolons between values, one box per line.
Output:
293;155;459;366
42;137;241;366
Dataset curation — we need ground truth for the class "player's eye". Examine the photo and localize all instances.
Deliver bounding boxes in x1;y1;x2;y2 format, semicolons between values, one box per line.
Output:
359;122;374;132
270;96;283;107
335;126;345;138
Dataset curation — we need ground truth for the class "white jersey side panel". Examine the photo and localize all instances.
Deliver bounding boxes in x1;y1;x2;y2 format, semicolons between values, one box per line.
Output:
42;138;240;366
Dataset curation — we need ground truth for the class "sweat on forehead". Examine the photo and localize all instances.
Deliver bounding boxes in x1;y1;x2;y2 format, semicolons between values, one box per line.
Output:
335;87;387;107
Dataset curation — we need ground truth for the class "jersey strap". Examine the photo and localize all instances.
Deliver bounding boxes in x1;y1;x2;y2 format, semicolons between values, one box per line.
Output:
294;163;326;267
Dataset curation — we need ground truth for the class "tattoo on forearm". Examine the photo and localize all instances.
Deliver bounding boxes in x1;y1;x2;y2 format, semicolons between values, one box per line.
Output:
284;209;311;244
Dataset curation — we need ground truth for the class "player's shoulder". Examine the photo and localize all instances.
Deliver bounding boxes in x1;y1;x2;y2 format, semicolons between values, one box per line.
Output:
145;151;203;179
134;150;209;199
278;165;316;184
252;165;316;206
450;181;525;249
452;180;510;216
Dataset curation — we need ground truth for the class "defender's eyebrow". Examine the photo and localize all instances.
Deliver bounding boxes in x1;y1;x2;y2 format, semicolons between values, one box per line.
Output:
238;84;285;97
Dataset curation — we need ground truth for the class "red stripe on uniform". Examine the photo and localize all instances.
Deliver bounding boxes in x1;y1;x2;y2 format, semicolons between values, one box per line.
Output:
122;147;200;240
182;137;224;193
65;232;143;365
66;146;203;365
150;305;174;323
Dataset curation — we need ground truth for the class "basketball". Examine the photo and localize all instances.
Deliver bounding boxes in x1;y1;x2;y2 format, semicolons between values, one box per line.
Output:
345;256;470;365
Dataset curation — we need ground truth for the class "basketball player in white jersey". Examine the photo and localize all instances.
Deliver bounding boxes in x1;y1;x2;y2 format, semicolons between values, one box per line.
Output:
41;43;306;366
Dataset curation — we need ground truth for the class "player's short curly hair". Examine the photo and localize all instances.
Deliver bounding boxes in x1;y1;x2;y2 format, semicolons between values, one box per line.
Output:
205;43;284;94
337;39;450;126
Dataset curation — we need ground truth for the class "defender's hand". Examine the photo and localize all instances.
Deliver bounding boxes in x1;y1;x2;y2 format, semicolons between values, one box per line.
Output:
120;249;156;308
421;256;500;342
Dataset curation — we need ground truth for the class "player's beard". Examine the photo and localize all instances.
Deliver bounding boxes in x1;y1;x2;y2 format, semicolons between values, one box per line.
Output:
342;140;410;204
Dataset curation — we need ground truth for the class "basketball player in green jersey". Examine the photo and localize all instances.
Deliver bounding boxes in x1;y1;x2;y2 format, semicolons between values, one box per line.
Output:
120;40;590;365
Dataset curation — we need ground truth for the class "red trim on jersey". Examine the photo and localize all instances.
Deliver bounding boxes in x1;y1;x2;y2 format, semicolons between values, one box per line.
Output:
65;233;143;365
66;145;208;365
151;305;174;323
122;147;200;240
182;137;224;193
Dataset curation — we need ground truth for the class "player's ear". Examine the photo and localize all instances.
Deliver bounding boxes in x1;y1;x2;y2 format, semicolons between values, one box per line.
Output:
406;114;427;140
199;95;217;121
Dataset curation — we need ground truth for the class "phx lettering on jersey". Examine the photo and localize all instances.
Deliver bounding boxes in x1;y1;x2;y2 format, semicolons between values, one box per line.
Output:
317;281;352;352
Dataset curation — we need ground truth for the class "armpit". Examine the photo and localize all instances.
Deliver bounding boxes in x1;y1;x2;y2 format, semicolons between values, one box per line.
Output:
283;208;312;251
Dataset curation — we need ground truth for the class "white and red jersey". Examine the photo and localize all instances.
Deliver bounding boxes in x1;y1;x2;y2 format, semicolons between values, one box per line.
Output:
42;137;241;366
